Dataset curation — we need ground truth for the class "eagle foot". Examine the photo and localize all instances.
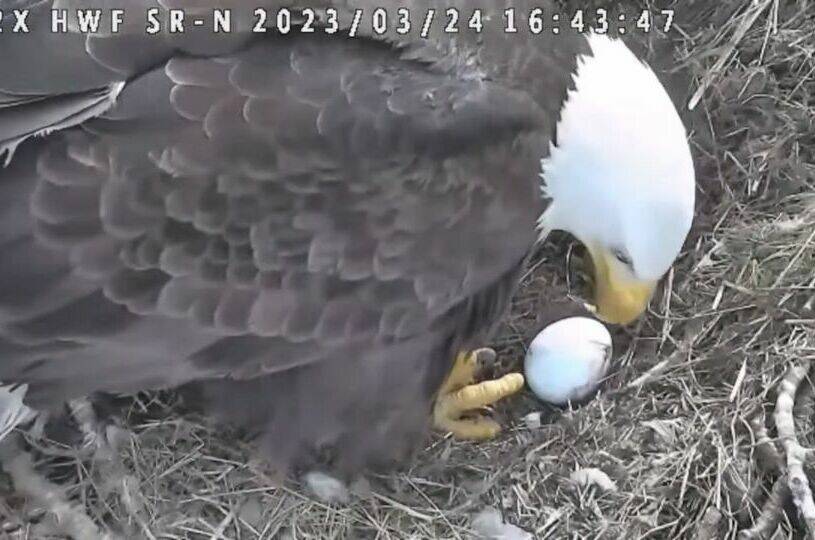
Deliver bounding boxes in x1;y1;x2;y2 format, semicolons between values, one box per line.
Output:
432;348;525;440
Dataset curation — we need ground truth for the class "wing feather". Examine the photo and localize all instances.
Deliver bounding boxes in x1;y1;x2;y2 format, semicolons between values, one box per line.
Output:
0;27;574;470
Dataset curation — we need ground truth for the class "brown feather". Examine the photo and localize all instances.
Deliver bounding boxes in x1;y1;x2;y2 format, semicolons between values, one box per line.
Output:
0;3;584;474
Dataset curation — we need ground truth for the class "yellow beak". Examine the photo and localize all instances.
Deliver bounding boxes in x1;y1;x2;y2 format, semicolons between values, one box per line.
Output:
587;246;657;325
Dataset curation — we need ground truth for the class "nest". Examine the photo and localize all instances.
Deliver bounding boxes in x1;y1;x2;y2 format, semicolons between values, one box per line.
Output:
2;1;815;538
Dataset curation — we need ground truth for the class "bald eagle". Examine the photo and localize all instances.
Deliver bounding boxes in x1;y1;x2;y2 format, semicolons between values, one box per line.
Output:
0;1;694;475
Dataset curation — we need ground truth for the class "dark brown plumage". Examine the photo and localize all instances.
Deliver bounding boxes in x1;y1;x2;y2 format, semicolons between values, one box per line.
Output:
0;0;587;475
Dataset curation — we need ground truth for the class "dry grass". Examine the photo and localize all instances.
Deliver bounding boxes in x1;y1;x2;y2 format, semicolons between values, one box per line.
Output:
2;1;815;538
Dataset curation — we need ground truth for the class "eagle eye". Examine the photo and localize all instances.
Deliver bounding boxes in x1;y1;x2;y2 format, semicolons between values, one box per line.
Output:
612;248;632;267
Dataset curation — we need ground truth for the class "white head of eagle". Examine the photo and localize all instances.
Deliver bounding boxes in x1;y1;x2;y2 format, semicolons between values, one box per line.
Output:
539;33;695;325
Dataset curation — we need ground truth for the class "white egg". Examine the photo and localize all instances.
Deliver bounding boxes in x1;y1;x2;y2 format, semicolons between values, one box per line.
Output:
524;316;612;405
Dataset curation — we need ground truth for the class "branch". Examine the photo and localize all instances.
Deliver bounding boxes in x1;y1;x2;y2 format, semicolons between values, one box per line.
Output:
774;362;815;538
0;434;114;539
749;413;783;475
738;476;791;540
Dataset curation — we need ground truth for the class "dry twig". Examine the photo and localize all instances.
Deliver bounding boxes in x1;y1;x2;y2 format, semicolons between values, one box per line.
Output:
774;362;815;538
739;476;791;540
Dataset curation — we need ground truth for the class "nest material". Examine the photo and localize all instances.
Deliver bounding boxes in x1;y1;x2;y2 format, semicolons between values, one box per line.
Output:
2;1;815;538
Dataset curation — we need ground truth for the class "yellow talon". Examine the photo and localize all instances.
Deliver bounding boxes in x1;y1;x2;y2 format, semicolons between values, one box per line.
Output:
432;348;525;440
